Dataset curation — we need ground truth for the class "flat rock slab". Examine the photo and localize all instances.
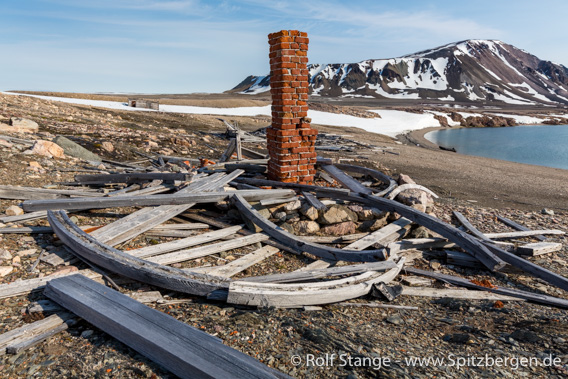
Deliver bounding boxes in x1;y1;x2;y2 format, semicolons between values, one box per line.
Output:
53;136;101;162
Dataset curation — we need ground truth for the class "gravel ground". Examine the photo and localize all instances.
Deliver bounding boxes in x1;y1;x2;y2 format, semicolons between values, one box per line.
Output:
0;92;567;378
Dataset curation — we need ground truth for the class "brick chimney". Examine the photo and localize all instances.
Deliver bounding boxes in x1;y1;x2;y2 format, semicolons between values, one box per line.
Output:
266;30;318;184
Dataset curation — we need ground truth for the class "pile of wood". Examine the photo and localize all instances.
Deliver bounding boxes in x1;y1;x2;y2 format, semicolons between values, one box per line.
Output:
1;146;567;377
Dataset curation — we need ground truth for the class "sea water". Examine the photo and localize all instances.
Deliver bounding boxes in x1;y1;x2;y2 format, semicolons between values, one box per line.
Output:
425;124;568;170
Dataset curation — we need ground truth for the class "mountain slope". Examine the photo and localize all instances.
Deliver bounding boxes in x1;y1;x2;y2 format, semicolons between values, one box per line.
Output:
231;40;568;106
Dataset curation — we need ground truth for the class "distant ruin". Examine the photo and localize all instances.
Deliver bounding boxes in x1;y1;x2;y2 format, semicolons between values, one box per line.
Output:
128;98;160;111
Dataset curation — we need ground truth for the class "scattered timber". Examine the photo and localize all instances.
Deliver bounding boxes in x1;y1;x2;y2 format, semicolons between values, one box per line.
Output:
22;189;296;211
47;210;229;296
193;246;280;278
0;185;104;200
74;172;192;184
497;215;547;241
401;286;522;301
44;274;286;379
333;163;397;197
516;242;562;256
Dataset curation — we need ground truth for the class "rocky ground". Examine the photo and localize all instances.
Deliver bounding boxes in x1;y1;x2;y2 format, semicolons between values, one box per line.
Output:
0;92;567;378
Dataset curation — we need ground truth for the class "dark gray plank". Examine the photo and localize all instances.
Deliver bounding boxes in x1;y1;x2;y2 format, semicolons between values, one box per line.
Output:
497;215;547;241
45;274;286;379
74;172;191;184
320;164;372;194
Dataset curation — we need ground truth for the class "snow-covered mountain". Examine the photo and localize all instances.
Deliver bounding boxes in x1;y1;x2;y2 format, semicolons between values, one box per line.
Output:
230;40;568;106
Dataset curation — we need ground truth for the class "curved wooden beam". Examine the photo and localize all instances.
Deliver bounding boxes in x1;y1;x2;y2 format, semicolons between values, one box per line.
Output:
334;163;397;197
387;184;439;200
231;194;388;262
47;210;229;296
225;258;405;307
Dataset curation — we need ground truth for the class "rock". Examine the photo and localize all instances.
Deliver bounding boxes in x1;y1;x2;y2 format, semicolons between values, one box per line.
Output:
278;222;295;234
300;203;319;221
9;117;39;132
282;199;301;212
5;205;24;216
0;139;13;148
17;248;37;257
30;140;65;158
101;141;114;152
320;221;357;236
28;161;42;170
541;208;555;216
293;220;320;235
12;256;21;265
510;329;539;343
443;333;474;344
0;249;12;260
53;136;101;161
348;204;385;221
81;330;94;338
396;190;434;213
273;211;287;222
357;217;388;232
410;226;431;239
553;337;565;344
386;315;404;325
318;204;358;225
0;266;13;277
398;174;416;185
145;140;159;148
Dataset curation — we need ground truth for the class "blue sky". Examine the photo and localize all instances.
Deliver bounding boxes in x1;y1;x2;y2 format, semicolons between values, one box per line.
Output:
1;0;566;94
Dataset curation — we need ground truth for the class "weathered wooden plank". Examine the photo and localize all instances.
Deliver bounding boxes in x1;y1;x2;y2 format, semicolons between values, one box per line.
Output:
74;172;191;184
391;238;455;250
301;233;369;244
0;269;100;299
224;258;404;307
0;210;48;223
144;230;201;238
517;242;562;256
44;274;285;379
320;164;372;194
301;191;327;211
484;230;564;239
90;172;242;246
0;312;74;356
239;261;397;284
193;246;279;278
259;197;298;207
148;233;269;265
0;226;53;234
241;147;267;160
105;184;141;197
401;286;522;301
231;194;388;262
0;185;104;200
22;189;295;211
344;218;412;250
150;223;210;230
452;211;494;242
130;225;243;258
445;250;485;269
219;138;236;163
405;267;568;309
295;260;335;271
497;215;546;241
337;302;418;311
333;163;397;197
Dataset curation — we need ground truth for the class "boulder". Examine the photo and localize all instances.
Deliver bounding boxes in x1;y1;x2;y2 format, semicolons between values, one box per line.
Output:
101;141;114;152
282;199;301;212
398;174;416;185
347;204;385;221
320;221;357;236
318;204;358;225
300;203;319;221
5;205;24;216
396;190;434;213
9;117;39;132
53;136;101;161
293;220;320;235
358;217;388;232
31;140;65;158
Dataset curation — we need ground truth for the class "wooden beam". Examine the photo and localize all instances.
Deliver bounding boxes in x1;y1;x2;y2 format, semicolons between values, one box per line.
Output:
497;215;546;241
193;246;279;278
22;189;295;212
231;194;388;262
344;218;412;250
239;261;397;284
0;185;104;200
0;312;74;356
484;229;564;239
44;274;285;379
404;267;568;309
452;211;493;242
219;138;236;163
401;286;522;301
130;225;242;258
301;191;326;211
516;242;562;256
74;172;192;184
333;163;397;197
48;210;230;296
320;164;372;194
148;233;269;265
